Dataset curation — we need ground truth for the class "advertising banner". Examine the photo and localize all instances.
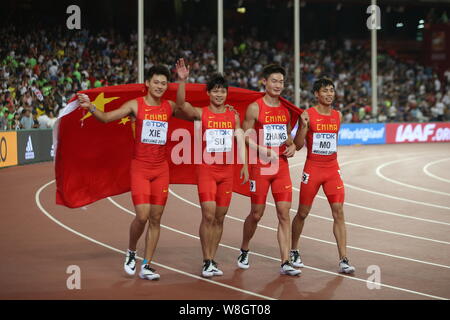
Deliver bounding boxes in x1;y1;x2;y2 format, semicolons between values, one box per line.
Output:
0;131;18;168
386;122;450;144
17;129;54;165
338;123;386;146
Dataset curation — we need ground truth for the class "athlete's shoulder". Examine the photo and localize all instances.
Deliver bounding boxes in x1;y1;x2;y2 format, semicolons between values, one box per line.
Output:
247;101;260;114
123;98;138;110
306;107;316;115
333;109;342;118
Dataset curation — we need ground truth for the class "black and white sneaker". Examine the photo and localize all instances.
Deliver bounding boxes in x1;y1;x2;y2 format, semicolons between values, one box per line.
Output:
202;260;215;278
290;249;304;268
124;250;136;275
211;260;224;276
139;264;160;280
338;257;355;274
237;249;249;269
280;261;301;276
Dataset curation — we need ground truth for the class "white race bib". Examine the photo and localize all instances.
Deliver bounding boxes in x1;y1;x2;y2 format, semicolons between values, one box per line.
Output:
141;120;168;145
206;129;233;152
263;124;287;147
312;132;337;155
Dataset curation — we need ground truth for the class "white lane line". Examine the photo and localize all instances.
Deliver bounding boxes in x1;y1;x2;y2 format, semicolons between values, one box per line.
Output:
35;180;274;301
287;188;450;245
339;156;450;210
289;156;450;225
343;183;450;210
117;190;447;300
166;190;450;269
376;157;450;196
423;158;450;184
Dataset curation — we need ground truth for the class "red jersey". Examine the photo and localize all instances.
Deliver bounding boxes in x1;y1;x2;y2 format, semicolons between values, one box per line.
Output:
254;97;290;160
305;106;340;162
200;106;236;165
134;97;172;163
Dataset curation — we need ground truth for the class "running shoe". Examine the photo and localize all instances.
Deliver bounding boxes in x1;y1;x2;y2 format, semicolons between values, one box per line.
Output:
211;260;224;276
290;249;304;268
124;250;137;275
237;249;249;269
202;260;215;278
338;257;356;274
139;264;160;280
280;261;301;276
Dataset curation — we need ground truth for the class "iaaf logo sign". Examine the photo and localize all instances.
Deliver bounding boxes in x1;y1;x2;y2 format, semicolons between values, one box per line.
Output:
386;123;450;144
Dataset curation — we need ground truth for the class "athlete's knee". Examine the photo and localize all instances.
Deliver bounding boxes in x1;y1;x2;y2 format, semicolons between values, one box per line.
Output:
331;205;344;221
148;213;162;227
214;214;226;226
249;208;264;223
202;212;215;225
296;206;311;220
135;213;149;225
276;209;290;224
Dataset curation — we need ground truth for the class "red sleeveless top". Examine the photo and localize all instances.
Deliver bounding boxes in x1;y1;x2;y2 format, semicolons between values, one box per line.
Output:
134;97;172;163
254;97;290;161
199;106;236;165
305;106;340;162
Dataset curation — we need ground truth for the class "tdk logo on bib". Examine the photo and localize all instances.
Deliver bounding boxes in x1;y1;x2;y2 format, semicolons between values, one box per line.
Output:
141;120;168;145
312;133;337;155
316;133;335;139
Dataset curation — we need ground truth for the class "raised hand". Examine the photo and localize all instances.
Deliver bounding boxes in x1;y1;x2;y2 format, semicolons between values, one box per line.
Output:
176;58;190;82
77;93;92;109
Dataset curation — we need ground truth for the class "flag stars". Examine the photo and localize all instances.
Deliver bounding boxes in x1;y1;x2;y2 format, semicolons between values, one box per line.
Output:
119;116;131;125
80;92;120;122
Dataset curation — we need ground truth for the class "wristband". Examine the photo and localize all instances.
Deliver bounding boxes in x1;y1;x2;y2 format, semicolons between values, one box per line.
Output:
89;104;96;113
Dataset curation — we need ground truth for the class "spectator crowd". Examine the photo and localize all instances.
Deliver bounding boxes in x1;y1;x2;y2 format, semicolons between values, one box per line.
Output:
1;25;449;131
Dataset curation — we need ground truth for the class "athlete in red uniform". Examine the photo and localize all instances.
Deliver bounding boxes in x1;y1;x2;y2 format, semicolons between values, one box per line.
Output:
291;78;355;274
237;64;300;276
77;63;188;280
175;58;248;278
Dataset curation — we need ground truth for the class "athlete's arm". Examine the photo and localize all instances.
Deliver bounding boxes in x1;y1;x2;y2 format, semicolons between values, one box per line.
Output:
172;58;201;121
243;102;277;160
294;110;309;150
234;113;249;183
283;120;296;157
77;93;136;123
242;102;261;152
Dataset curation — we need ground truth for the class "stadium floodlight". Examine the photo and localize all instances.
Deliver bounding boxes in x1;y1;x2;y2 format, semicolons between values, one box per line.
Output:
419;19;425;24
237;7;246;14
418;24;424;29
396;22;404;28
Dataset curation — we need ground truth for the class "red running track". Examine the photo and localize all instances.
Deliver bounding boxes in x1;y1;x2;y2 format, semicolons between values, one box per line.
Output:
1;143;449;300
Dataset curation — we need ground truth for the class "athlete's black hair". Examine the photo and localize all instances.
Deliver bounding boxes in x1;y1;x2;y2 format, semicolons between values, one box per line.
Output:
145;65;170;81
262;64;286;79
206;73;228;91
312;77;335;94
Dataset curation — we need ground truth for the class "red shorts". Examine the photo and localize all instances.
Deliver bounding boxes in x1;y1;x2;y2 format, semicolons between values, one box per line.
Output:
130;159;169;206
196;164;234;207
249;157;292;204
299;159;344;206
